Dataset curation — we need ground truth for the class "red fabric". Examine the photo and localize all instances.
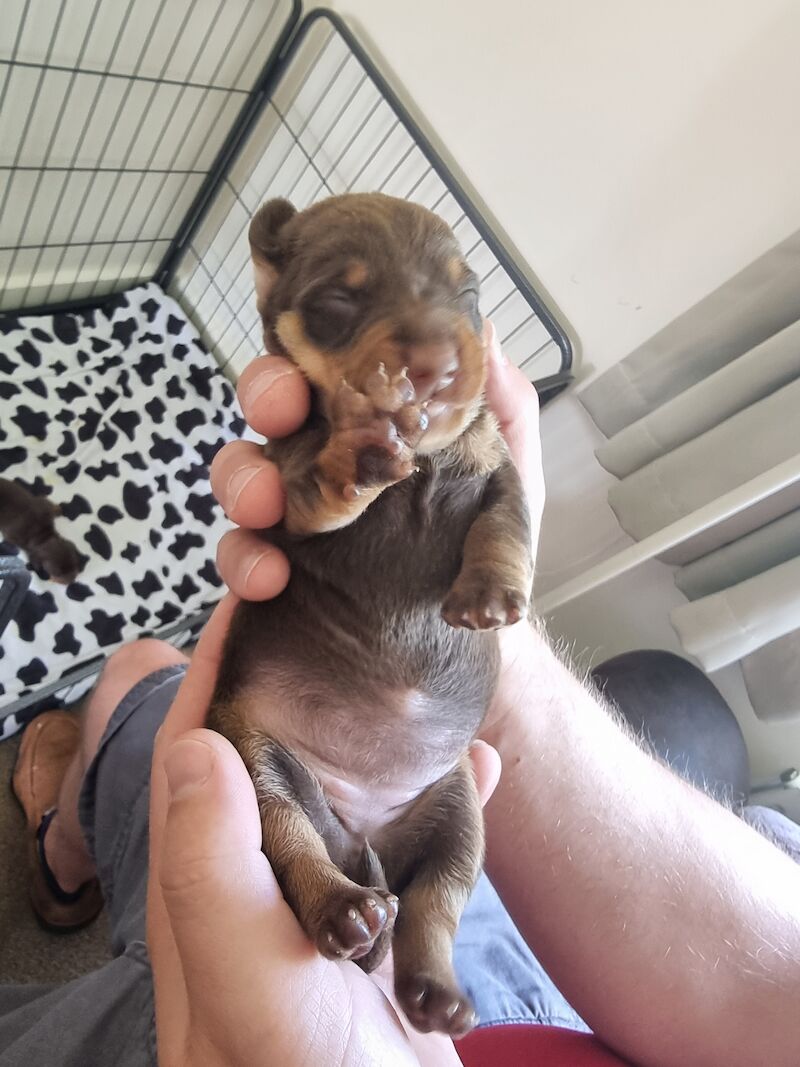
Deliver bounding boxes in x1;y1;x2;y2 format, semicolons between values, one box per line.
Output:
458;1024;635;1066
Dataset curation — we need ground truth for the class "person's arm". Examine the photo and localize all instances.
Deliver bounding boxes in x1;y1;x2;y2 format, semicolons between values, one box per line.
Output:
482;617;800;1067
213;333;800;1066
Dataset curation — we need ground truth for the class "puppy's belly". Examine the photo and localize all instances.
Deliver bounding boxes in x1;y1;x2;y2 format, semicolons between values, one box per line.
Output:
237;681;474;843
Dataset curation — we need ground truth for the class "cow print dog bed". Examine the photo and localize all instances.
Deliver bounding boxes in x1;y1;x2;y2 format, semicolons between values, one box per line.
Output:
0;282;248;738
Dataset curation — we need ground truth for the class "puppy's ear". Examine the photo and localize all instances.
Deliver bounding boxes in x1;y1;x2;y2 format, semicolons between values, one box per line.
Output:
249;198;297;307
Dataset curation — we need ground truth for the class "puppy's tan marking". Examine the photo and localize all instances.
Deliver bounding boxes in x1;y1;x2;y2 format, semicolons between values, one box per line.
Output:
344;259;369;288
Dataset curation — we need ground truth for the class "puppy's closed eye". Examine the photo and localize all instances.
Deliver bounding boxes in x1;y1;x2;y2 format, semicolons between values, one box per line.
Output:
302;286;363;349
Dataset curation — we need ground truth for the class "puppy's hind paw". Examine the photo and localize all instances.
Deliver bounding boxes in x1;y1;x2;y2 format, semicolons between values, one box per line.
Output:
396;975;477;1038
315;885;399;962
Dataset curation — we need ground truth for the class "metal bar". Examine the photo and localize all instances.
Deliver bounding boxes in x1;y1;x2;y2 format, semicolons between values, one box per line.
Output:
288;9;573;378
203;54;377;338
500;312;535;346
0;58;250;95
304;77;382;201
1;165;211;175
0;0;69;233
156;0;305;288
519;336;557;371
344;117;400;190
113;0;273;288
1;0;104;294
38;0;139;305
0;557;31;644
5;288;146;317
376;141;416;192
0;607;214;720
479;263;501;286
187;37;347;318
0;0;33;120
485;288;515;320
184;245;253;342
92;0;230;290
2;238;169;252
65;0;198;300
185;32;344;311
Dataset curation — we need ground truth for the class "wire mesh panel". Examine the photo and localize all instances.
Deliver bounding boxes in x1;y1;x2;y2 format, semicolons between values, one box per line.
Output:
0;0;297;311
170;12;571;388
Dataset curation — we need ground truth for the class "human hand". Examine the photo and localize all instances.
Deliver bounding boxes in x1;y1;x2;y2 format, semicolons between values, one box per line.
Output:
209;320;545;596
148;596;477;1067
209;323;545;740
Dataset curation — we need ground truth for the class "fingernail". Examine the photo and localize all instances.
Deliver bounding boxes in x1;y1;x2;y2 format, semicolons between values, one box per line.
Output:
242;543;273;587
226;465;261;511
164;739;214;801
483;319;509;367
243;365;295;411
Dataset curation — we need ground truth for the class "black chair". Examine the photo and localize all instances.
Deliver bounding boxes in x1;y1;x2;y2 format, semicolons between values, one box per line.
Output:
592;649;751;808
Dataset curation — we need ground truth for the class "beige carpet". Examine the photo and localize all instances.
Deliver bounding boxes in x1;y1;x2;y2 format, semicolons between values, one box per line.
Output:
0;730;110;986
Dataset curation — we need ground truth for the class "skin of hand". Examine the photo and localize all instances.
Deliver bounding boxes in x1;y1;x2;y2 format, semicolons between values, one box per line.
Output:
211;319;800;1067
210;319;543;600
209;318;545;735
148;594;498;1067
147;328;522;1065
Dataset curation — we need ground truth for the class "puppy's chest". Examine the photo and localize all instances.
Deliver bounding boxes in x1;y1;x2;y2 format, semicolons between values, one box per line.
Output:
279;460;487;598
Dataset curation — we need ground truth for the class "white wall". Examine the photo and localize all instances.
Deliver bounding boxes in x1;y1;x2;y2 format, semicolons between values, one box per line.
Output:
325;0;800;379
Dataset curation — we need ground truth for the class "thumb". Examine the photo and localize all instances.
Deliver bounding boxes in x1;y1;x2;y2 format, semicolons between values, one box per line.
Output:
158;729;312;1013
483;319;545;537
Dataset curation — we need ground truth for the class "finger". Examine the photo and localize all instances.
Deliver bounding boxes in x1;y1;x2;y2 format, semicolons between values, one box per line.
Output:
469;739;502;806
216;528;291;601
156;729;315;1016
147;595;239;1053
210;441;286;528
483;319;540;433
483;320;545;539
483;320;541;462
237;355;310;439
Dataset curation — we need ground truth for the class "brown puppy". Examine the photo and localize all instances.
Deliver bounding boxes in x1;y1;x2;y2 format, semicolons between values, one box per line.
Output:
209;193;532;1036
0;477;82;584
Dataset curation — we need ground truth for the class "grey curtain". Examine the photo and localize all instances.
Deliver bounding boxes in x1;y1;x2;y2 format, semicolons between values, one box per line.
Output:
578;230;800;721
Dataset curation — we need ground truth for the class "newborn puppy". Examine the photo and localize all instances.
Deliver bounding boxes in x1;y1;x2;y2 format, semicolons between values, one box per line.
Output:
0;478;82;584
209;193;532;1036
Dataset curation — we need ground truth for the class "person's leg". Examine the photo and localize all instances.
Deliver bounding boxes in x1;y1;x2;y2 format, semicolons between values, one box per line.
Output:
42;640;188;893
1;650;189;1066
454;873;589;1032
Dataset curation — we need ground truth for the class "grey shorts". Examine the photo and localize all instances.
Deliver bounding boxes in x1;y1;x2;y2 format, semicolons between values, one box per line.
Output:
0;667;585;1066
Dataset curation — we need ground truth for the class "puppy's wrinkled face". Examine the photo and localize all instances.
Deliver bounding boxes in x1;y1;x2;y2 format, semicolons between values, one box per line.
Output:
249;193;486;452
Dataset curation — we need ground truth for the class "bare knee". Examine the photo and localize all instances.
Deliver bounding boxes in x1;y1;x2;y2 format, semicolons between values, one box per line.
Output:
105;638;188;688
81;639;188;758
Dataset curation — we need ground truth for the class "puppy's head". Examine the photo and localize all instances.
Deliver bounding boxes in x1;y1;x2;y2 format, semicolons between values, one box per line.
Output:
28;535;82;584
249;193;485;452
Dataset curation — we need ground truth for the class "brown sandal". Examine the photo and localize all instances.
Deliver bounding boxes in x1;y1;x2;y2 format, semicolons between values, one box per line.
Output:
11;711;103;931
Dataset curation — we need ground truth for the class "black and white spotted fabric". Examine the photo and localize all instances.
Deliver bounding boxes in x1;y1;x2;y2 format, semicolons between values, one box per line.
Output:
0;282;247;733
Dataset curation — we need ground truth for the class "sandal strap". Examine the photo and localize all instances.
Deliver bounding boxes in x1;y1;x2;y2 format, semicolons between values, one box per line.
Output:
36;809;91;905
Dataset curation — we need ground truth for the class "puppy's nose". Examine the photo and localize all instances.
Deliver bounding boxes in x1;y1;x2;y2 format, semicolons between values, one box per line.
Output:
406;339;459;400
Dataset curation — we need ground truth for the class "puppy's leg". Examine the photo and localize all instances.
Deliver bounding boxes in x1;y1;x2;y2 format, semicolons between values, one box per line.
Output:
272;367;427;536
442;457;533;629
382;756;484;1038
218;723;399;961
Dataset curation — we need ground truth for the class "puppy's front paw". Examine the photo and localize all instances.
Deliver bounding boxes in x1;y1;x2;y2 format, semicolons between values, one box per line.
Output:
314;885;399;961
322;369;428;500
442;574;529;630
396;974;477;1037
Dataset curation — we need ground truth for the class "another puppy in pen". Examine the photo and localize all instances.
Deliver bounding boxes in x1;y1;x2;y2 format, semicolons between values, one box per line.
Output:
0;477;82;584
208;193;532;1036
